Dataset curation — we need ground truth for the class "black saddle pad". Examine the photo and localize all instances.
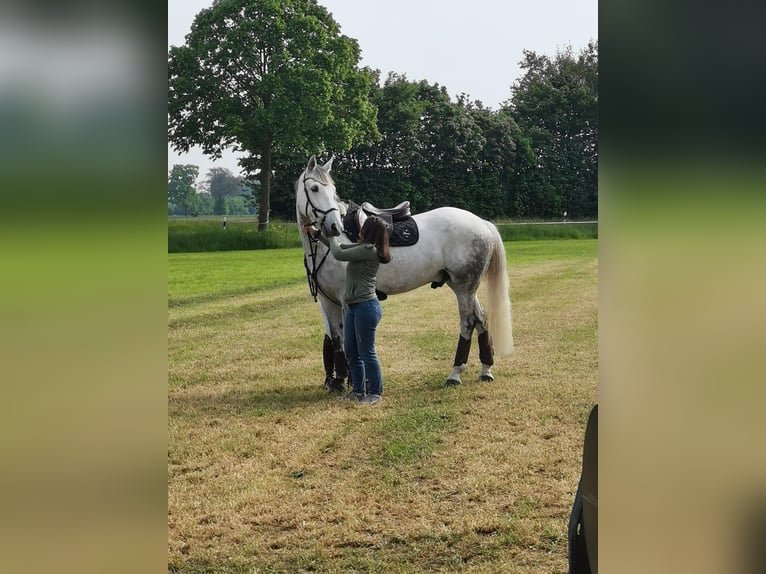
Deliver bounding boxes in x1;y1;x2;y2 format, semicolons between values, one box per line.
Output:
342;201;419;247
389;217;418;246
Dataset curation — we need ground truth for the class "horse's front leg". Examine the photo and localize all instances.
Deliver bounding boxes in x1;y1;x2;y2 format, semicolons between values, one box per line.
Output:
323;334;335;389
321;334;349;391
330;333;349;392
320;297;348;392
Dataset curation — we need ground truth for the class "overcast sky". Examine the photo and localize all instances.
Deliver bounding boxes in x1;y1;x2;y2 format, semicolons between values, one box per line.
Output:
168;0;597;178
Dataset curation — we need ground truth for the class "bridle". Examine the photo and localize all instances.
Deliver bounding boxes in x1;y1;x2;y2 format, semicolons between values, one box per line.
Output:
301;173;339;232
300;172;343;307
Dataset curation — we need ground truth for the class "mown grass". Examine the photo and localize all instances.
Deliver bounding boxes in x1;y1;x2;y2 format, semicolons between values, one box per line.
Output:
168;239;597;573
168;249;306;306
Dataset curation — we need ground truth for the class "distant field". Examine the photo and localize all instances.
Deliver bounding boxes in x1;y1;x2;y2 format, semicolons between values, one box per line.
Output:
168;239;598;573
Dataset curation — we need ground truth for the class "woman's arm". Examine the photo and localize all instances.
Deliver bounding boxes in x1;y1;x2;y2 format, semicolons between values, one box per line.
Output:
327;236;377;262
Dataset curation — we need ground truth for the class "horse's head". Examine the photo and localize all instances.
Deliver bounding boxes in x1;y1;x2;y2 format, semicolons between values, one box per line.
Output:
295;155;343;237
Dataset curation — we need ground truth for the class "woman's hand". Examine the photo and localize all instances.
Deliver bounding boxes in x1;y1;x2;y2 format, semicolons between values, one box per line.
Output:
302;224;319;238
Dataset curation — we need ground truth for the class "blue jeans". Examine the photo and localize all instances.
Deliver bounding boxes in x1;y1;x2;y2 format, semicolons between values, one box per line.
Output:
344;299;383;395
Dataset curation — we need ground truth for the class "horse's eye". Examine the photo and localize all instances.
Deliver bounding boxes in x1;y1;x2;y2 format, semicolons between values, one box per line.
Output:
311;184;319;193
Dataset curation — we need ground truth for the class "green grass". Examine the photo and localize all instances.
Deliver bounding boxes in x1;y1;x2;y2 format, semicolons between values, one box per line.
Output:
167;240;597;306
168;248;307;306
376;404;456;466
168;238;598;573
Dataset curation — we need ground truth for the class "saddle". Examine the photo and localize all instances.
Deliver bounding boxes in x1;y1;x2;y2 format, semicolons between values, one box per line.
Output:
342;200;419;247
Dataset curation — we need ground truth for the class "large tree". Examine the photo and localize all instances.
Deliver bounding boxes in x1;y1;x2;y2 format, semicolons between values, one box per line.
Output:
505;42;598;218
168;0;378;230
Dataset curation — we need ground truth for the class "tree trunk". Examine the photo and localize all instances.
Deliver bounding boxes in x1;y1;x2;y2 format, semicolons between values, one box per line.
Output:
257;144;272;231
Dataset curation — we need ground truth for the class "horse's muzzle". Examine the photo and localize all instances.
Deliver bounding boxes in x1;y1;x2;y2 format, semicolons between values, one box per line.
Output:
328;222;341;237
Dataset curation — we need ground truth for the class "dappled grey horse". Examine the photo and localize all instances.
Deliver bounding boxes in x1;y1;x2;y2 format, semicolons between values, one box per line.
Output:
296;155;513;389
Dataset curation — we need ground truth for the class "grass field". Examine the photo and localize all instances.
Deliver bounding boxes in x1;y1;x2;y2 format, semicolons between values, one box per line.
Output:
168;239;598;573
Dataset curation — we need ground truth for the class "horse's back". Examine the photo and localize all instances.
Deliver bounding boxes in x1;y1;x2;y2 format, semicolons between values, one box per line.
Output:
376;206;498;294
412;206;497;247
413;206;495;238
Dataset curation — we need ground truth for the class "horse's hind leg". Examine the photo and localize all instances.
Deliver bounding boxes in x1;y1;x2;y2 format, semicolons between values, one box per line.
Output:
446;335;471;386
446;293;495;385
474;296;495;382
477;330;495;382
445;291;481;386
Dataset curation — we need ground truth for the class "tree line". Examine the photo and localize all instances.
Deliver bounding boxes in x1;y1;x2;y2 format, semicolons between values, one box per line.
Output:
168;164;257;216
169;0;597;227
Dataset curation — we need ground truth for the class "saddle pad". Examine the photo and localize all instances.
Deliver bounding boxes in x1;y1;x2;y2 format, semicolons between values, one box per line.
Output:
389;216;418;247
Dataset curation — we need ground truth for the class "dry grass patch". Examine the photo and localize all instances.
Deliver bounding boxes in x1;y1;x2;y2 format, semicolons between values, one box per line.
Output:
169;240;597;573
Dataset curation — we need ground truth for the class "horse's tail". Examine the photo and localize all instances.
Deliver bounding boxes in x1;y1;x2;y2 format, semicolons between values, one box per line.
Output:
485;223;514;355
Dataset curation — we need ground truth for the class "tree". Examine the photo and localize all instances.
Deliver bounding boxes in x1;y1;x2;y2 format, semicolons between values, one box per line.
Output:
504;42;598;218
203;167;243;215
205;167;243;199
168;0;379;230
333;75;524;218
168;164;199;216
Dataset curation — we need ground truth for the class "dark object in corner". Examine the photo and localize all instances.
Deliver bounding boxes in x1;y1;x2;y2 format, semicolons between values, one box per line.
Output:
568;404;598;574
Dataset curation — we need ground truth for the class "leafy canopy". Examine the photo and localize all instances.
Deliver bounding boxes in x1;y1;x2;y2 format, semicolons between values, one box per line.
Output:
168;0;379;161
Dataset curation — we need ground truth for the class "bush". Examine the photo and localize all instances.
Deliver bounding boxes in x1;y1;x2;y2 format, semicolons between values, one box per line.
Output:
495;222;598;241
168;218;301;252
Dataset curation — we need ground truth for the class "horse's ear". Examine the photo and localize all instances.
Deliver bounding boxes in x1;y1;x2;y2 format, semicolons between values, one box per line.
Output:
306;155;317;171
322;155;335;172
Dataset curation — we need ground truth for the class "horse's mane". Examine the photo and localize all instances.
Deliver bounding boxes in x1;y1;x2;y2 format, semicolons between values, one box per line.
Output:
335;196;348;216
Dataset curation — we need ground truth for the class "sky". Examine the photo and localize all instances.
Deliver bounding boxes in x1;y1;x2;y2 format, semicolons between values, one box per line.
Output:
168;0;597;178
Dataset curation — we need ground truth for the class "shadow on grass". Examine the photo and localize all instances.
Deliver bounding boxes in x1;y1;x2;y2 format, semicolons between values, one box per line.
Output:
170;381;337;420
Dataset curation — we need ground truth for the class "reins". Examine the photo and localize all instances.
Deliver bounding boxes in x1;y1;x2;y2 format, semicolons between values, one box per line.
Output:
300;172;343;307
303;234;342;307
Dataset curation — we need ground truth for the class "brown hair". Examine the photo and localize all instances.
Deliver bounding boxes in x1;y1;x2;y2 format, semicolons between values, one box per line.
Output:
360;217;391;263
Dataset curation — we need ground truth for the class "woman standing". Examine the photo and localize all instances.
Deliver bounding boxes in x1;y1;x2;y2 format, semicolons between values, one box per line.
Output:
305;217;391;404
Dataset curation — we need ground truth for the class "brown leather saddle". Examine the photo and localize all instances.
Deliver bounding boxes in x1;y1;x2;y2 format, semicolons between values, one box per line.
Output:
342;200;419;247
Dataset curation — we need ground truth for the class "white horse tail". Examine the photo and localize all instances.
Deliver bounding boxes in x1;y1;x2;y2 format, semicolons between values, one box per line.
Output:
485;223;514;355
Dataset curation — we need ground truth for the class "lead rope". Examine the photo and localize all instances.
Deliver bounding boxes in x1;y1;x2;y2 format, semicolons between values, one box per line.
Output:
300;172;343;308
303;230;342;307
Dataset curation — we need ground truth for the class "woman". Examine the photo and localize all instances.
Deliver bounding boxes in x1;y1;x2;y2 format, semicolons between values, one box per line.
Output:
305;217;391;404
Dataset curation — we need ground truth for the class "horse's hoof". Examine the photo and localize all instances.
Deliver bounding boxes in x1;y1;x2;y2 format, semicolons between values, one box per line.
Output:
328;378;346;393
479;375;494;382
445;378;462;387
